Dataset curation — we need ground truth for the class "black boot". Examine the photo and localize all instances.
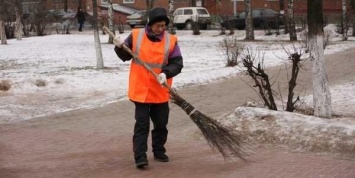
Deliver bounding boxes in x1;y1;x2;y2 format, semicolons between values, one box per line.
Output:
135;157;148;169
154;153;169;162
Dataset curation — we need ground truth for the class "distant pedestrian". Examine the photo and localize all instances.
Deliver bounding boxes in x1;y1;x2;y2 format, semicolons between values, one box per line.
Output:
75;7;86;32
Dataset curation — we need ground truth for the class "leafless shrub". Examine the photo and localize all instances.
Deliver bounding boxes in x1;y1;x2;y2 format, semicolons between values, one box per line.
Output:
0;80;11;91
192;23;200;35
28;2;55;36
220;36;244;67
34;79;47;87
241;45;307;114
261;19;272;36
293;98;314;116
296;15;307;31
228;28;235;35
219;27;227;35
242;48;277;110
283;47;304;112
219;16;234;35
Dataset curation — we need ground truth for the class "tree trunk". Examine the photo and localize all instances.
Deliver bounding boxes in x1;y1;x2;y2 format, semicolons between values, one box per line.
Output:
146;0;154;11
307;0;332;118
92;0;104;69
0;0;6;44
64;0;68;12
15;3;23;40
191;0;196;7
244;0;254;40
78;0;82;7
342;0;348;40
279;0;288;33
107;0;115;44
0;19;7;45
288;0;297;41
168;0;176;34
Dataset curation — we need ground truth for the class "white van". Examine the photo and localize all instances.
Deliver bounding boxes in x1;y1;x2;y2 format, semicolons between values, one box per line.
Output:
173;7;211;30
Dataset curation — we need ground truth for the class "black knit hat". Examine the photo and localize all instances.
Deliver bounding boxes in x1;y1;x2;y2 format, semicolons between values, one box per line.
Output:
147;7;170;26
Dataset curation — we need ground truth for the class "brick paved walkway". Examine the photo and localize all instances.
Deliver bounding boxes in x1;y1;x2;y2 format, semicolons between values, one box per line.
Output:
1;48;355;178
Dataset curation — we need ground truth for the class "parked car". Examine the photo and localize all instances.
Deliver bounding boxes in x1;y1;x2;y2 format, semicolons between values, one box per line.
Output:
126;10;147;28
221;8;284;30
173;7;211;30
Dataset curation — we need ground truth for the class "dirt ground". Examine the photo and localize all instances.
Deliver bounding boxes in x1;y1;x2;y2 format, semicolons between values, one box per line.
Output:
1;48;355;178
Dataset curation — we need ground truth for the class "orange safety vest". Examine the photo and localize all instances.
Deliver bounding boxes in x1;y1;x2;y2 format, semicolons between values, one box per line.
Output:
128;29;177;103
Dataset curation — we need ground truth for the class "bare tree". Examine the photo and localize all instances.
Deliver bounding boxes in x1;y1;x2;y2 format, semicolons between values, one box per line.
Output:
35;3;50;36
286;52;301;112
0;0;7;44
288;0;297;41
201;0;205;7
279;0;288;33
244;0;254;40
307;0;332;118
15;0;23;40
242;49;277;110
168;0;176;34
64;0;68;12
342;0;348;41
92;0;104;69
78;0;82;7
190;0;197;7
351;0;355;36
107;0;115;44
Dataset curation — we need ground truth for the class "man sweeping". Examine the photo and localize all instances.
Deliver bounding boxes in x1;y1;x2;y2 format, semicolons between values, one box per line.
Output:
113;7;184;169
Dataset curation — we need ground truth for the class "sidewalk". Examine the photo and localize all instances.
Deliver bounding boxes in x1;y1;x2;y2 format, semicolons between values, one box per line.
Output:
1;48;355;178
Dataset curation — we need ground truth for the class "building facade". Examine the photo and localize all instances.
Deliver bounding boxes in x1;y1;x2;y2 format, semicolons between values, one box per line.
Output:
23;0;346;15
22;0;346;24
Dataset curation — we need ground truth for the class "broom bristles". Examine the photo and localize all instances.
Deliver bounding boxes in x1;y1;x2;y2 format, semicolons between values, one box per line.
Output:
170;92;247;161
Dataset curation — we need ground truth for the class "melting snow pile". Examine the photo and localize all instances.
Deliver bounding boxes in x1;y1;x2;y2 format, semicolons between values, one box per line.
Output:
220;107;355;155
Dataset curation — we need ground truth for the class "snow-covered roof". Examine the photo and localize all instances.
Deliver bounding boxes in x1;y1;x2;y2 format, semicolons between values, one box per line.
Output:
99;3;139;15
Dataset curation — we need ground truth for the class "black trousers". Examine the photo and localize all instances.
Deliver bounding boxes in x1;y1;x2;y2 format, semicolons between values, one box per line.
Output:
133;101;169;160
78;22;84;31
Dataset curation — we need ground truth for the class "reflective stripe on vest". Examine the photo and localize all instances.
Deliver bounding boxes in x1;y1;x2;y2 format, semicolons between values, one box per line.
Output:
133;29;170;69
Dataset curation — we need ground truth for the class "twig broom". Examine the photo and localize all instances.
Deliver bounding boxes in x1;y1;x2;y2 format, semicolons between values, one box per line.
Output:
103;27;247;161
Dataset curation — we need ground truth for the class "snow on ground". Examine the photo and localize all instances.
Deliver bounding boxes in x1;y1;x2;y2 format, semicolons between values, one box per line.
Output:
221;106;355;155
1;25;355;126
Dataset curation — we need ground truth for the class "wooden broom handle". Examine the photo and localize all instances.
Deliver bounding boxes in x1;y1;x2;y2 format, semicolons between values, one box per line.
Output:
103;26;177;95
